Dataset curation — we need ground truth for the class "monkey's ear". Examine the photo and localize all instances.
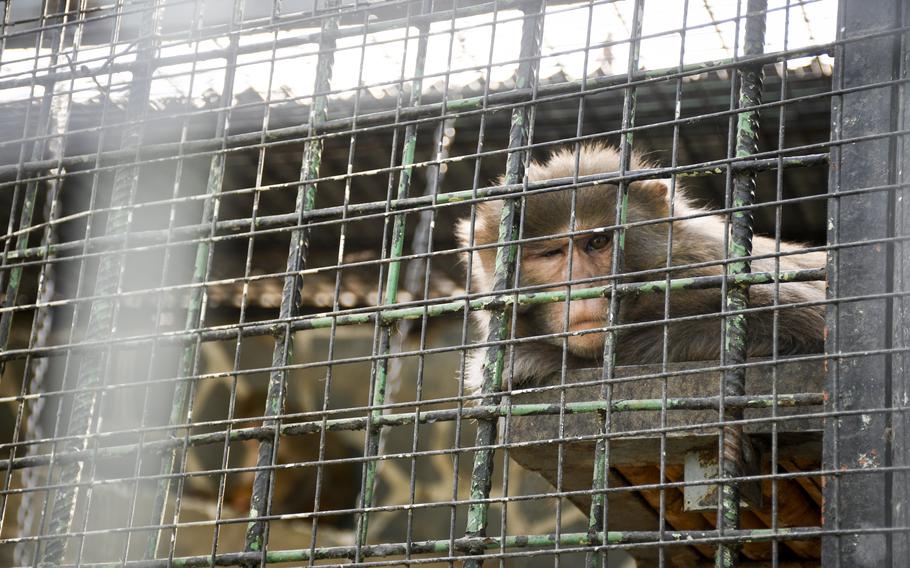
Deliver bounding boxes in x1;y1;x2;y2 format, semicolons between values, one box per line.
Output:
637;178;672;215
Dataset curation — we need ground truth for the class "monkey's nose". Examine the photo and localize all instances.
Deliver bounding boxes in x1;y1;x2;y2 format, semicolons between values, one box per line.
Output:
567;298;608;327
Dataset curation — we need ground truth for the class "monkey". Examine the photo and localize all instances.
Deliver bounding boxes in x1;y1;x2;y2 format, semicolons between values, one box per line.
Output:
455;144;825;392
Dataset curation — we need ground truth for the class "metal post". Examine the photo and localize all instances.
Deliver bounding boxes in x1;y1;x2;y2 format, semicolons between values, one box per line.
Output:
892;3;910;561
241;6;338;561
462;3;543;567
587;2;644;567
717;1;766;566
824;1;903;566
38;0;164;564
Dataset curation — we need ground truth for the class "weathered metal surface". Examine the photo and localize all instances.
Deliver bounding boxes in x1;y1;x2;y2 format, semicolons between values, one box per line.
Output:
587;3;645;565
892;2;910;562
355;1;432;556
509;359;823;564
720;1;767;565
37;2;165;564
143;0;246;558
241;8;338;560
684;449;761;513
462;4;543;565
824;1;903;567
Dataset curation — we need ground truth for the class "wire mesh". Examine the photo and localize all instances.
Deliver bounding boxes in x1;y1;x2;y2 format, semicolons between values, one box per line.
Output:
0;0;906;567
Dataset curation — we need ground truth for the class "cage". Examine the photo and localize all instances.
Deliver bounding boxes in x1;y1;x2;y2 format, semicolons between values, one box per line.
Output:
0;0;906;567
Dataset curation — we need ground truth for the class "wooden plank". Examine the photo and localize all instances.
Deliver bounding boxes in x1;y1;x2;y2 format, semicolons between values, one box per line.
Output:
779;460;822;507
615;465;716;559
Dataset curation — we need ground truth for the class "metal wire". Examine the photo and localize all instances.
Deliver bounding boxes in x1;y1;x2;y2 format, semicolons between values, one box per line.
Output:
0;1;906;567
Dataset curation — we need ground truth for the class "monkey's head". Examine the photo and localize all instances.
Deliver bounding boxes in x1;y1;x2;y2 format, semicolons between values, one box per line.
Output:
455;144;674;359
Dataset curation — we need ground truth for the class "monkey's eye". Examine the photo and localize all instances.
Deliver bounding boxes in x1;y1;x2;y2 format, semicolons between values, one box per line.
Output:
541;247;564;258
585;234;611;252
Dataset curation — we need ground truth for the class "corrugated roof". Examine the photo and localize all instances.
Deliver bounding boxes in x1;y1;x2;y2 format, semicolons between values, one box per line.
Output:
0;0;834;109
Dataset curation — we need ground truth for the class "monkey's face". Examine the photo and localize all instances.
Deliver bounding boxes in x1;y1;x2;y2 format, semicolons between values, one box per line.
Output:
454;152;672;362
520;230;615;358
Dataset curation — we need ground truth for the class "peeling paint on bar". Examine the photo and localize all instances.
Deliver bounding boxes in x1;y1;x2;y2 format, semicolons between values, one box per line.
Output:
462;5;543;566
241;8;338;560
354;3;432;556
81;527;818;567
718;2;767;566
588;2;645;565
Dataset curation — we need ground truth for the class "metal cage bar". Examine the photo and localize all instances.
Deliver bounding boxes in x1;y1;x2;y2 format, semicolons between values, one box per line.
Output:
586;2;644;566
240;4;339;560
143;0;246;558
461;3;543;567
823;1;906;567
718;1;767;566
0;1;904;566
38;1;164;563
354;0;432;556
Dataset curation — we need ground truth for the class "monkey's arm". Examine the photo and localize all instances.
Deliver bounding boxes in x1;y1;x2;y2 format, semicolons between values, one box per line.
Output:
617;291;825;364
462;342;577;393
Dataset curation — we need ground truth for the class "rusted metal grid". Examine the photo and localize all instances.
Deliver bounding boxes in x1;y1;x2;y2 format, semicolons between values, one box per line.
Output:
0;0;906;567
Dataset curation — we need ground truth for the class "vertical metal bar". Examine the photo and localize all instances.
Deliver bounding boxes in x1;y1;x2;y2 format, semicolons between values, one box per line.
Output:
461;4;543;567
242;6;338;560
354;1;431;553
0;0;72;376
823;1;901;566
451;5;502;566
770;3;794;566
716;1;766;567
0;0;73;547
38;0;164;564
308;7;370;565
551;1;598;565
892;3;910;562
586;2;644;567
12;0;87;563
26;1;128;562
659;4;690;567
143;0;245;558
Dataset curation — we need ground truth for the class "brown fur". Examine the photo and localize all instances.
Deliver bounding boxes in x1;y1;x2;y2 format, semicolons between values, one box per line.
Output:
455;144;825;391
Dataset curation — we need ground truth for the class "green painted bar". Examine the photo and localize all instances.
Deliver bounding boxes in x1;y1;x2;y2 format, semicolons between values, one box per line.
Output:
83;527;818;567
241;7;338;559
462;5;544;566
354;2;432;555
0;392;824;474
717;2;767;566
143;2;245;557
587;2;645;565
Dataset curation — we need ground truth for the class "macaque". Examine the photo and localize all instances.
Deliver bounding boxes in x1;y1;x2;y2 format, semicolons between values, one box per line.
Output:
456;144;825;392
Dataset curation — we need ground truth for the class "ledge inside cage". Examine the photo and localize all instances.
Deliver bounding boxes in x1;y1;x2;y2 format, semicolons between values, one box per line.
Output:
507;358;823;567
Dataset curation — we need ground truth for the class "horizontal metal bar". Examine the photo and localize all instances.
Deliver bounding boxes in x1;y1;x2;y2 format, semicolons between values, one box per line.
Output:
0;268;826;364
0;41;835;181
64;527;835;567
2;153;827;265
0;391;823;472
7;458;907;535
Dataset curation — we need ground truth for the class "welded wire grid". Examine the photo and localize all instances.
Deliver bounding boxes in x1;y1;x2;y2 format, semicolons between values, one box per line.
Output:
0;0;906;567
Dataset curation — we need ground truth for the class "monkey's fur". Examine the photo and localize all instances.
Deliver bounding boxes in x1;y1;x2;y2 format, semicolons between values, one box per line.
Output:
455;145;825;392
